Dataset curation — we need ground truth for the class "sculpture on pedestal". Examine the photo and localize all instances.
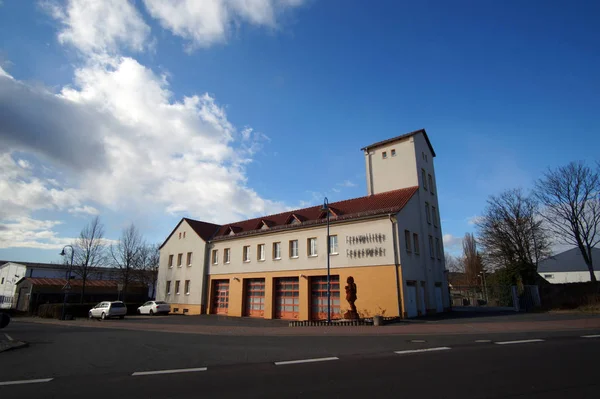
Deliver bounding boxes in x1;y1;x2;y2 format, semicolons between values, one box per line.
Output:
343;276;359;319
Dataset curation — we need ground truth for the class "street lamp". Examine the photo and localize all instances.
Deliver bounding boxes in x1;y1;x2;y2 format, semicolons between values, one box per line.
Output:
60;245;74;321
321;197;331;323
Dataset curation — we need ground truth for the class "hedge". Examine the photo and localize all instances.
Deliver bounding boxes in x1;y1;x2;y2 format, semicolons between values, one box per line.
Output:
37;302;146;319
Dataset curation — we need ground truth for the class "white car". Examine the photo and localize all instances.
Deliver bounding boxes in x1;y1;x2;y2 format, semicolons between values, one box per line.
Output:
88;301;127;320
137;301;171;316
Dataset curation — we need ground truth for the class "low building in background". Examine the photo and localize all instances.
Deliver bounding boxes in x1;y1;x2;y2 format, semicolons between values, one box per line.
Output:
538;247;600;284
157;129;450;319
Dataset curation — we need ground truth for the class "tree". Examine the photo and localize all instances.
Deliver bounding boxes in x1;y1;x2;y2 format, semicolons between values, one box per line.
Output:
462;233;484;285
133;243;160;300
476;188;551;284
445;253;463;273
111;224;143;302
535;161;600;282
71;216;107;303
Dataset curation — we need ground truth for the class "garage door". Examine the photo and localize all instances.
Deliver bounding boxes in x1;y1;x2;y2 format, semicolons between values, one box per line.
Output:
274;277;299;320
311;275;340;320
244;278;265;317
405;285;418;318
211;280;229;314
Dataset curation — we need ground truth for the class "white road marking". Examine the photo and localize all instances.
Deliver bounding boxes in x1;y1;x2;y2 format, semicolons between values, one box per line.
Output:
581;334;600;338
132;367;207;376
494;339;545;345
0;378;53;386
4;333;13;341
410;340;427;343
274;357;339;366
475;340;492;343
394;347;452;355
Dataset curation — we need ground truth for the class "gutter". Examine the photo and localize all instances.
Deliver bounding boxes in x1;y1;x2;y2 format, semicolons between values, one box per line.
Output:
389;214;403;318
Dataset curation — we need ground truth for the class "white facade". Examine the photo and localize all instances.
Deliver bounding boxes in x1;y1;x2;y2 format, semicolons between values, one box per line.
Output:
540;271;600;284
0;263;27;309
537;247;600;284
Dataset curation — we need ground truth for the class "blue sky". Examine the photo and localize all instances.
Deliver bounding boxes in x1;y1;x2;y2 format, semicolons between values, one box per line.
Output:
0;0;599;263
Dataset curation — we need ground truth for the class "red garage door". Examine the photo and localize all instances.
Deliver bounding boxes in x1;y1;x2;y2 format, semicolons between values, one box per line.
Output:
311;275;340;320
244;278;265;317
211;280;229;314
274;277;299;320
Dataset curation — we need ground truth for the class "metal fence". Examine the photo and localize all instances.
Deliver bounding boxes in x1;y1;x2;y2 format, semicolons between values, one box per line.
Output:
450;284;541;311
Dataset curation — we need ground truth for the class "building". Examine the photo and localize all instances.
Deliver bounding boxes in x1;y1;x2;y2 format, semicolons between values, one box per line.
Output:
538;247;600;284
157;129;450;319
0;261;151;310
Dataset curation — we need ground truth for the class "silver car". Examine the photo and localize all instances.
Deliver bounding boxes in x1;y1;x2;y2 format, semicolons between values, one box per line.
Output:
137;301;171;315
88;301;127;320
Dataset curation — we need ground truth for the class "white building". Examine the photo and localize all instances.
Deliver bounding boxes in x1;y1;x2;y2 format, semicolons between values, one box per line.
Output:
157;129;450;319
538;247;600;284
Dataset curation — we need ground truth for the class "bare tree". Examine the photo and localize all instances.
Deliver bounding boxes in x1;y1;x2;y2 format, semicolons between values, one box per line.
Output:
476;189;551;284
111;224;143;302
535;161;600;282
133;243;160;300
71;216;107;303
445;253;463;273
462;233;484;285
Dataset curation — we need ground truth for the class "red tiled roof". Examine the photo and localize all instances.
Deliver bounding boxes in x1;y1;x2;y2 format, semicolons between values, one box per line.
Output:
212;186;418;241
19;278;144;288
360;128;436;157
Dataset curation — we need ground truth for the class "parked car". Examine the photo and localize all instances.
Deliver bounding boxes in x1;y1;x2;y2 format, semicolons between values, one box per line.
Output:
88;301;127;320
137;301;171;315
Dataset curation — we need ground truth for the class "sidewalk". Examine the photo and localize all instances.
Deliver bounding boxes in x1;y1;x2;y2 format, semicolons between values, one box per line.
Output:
13;315;600;337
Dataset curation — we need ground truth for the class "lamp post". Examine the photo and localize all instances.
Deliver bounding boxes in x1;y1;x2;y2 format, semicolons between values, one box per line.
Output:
322;197;331;323
60;245;74;321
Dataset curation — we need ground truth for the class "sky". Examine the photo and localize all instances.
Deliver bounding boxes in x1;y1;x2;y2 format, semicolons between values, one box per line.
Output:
0;0;599;263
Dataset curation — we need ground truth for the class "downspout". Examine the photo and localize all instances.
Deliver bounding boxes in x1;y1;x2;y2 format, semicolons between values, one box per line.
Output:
367;151;375;196
389;214;402;318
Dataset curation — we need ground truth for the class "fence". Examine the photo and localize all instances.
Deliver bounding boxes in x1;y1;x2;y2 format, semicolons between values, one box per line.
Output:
450;284;541;311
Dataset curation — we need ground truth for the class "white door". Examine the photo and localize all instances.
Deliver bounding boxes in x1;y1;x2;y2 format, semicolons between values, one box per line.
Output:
405;286;418;318
419;284;426;315
435;287;443;313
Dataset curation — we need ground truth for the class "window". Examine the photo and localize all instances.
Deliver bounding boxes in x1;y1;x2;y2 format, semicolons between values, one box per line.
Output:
175;280;180;295
308;238;318;256
428;174;434;194
166;281;171;296
429;235;434;258
391;149;396;157
1;277;4;284
258;244;266;261
212;249;218;265
544;274;554;279
413;233;420;254
329;235;338;254
436;238;441;259
224;248;231;264
273;242;281;260
425;202;431;224
290;240;299;258
432;206;438;227
404;230;411;252
168;254;174;268
183;231;186;238
422;169;428;191
243;246;251;262
177;253;183;267
382;151;387;159
178;232;181;239
187;252;192;266
185;280;190;295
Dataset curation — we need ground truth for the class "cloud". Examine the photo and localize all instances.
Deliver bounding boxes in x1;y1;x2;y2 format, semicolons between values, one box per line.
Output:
443;233;463;253
338;180;357;188
143;0;305;50
43;0;151;54
467;215;484;225
0;217;73;249
68;205;100;215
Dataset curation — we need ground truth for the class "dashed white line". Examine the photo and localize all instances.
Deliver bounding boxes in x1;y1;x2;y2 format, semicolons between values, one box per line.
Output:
274;357;339;366
132;367;207;376
475;340;492;343
410;340;427;343
0;378;53;386
581;334;600;338
4;333;13;341
494;339;545;345
394;347;452;355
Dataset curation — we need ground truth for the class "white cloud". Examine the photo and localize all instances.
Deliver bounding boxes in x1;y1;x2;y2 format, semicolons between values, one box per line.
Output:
338;180;357;188
68;205;100;216
43;0;151;54
467;215;484;225
0;217;73;249
143;0;304;50
443;233;463;253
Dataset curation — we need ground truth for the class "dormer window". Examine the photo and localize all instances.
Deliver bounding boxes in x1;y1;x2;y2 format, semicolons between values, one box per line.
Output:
286;213;302;225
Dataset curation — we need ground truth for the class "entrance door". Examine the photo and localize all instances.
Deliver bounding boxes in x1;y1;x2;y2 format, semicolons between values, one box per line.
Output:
211;280;229;314
405;285;418;318
311;275;340;320
244;278;265;317
435;286;444;313
419;283;426;315
274;277;299;319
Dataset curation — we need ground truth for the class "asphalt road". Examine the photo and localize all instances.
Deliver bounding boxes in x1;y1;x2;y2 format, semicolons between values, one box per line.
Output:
1;319;599;398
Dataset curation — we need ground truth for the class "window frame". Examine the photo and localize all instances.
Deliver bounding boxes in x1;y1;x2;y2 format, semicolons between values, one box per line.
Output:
425;202;431;224
422;168;428;191
382;151;388;159
168;254;174;268
432;205;438;227
428;235;434;258
329;235;339;255
435;237;441;259
212;249;218;265
308;237;318;257
224;248;231;264
404;230;411;253
175;280;180;295
187;252;193;266
428;174;434;194
185;280;190;295
243;246;251;262
177;253;183;267
413;233;420;254
257;244;266;261
289;240;299;258
166;281;171;295
391;149;396;157
273;242;281;260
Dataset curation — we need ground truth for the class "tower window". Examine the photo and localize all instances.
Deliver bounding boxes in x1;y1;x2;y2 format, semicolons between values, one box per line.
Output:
391;149;396;157
382;151;387;159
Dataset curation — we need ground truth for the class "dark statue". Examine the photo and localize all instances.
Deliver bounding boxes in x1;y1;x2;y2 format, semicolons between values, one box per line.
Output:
343;276;359;319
